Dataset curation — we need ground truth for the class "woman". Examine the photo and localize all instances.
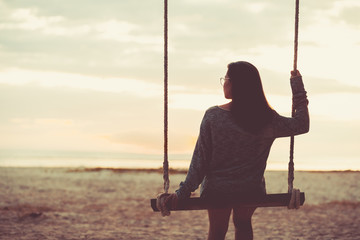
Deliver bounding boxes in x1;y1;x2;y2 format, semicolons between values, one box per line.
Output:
163;61;309;240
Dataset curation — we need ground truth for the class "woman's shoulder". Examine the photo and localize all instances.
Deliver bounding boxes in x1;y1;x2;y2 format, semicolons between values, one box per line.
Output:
201;106;232;126
202;106;219;121
206;105;220;112
205;105;230;116
207;104;232;112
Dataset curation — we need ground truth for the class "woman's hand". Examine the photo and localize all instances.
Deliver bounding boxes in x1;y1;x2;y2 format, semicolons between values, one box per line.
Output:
291;70;302;78
164;193;179;210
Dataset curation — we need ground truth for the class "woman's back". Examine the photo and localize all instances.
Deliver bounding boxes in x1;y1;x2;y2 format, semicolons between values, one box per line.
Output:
199;106;273;198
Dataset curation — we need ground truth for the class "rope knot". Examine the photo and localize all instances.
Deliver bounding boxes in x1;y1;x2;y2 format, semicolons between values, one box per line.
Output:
288;188;301;209
156;193;171;217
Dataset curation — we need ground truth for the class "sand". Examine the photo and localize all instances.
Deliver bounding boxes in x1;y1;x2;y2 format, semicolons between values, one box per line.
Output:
0;167;359;240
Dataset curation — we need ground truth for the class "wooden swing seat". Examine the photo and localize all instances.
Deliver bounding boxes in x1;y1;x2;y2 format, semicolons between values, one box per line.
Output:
151;192;305;211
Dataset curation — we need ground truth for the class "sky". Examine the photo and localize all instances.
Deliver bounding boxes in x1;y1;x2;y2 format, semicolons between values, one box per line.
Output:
0;0;359;170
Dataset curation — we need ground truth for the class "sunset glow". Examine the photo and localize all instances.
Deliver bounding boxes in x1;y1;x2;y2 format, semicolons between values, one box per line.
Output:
0;0;359;170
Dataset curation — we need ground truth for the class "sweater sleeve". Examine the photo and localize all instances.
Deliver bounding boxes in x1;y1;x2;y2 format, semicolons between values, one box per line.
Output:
271;75;310;138
175;112;212;200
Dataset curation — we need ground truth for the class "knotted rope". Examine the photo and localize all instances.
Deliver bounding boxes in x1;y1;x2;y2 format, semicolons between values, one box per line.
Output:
288;0;299;194
288;188;301;209
156;0;171;217
163;0;170;195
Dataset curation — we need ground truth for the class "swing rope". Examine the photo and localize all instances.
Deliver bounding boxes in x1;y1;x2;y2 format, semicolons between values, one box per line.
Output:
160;0;301;204
163;0;170;194
288;0;299;194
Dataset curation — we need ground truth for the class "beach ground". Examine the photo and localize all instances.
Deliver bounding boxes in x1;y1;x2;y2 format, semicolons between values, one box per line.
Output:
0;167;359;240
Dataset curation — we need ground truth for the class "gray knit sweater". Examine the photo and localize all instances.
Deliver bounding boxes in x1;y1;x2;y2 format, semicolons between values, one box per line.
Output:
175;76;309;200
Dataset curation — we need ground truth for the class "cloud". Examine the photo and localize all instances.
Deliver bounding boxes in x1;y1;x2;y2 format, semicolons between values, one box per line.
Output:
337;6;360;27
0;9;161;44
0;2;164;80
260;69;360;96
0;83;204;152
0;8;64;31
0;0;358;93
0;0;339;83
0;83;163;127
0;68;163;97
94;20;161;44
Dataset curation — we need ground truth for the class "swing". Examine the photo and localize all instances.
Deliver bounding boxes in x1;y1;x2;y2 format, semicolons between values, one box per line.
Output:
151;0;305;212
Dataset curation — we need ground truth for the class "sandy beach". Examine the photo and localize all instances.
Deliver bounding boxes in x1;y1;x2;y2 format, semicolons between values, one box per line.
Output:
0;167;359;240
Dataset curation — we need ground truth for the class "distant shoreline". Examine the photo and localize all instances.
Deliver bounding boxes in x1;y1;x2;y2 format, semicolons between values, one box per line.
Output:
67;167;360;174
1;166;359;174
67;167;189;174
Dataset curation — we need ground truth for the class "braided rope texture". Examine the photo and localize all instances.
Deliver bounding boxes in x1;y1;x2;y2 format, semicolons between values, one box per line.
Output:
163;0;170;194
288;0;299;194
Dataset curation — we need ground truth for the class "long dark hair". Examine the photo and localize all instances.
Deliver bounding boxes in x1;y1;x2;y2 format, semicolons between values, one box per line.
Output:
227;61;274;134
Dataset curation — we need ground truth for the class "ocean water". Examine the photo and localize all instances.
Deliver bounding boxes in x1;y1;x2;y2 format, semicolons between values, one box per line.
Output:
0;149;358;171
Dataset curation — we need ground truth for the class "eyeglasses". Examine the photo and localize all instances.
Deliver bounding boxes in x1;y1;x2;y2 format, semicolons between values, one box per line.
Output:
220;77;230;86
